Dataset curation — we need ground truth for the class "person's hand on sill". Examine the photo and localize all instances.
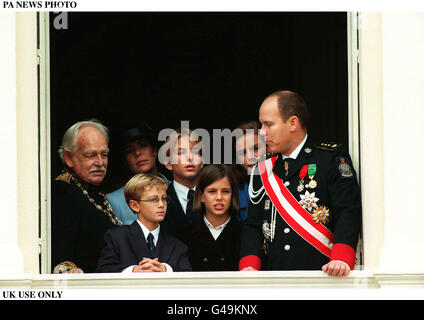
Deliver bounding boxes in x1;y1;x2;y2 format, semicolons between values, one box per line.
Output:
66;268;84;274
240;267;259;271
322;260;351;277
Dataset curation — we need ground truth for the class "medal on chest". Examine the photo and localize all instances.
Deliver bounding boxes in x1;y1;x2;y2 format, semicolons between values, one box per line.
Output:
297;164;318;191
305;164;317;189
312;205;330;225
299;190;319;212
297;165;308;192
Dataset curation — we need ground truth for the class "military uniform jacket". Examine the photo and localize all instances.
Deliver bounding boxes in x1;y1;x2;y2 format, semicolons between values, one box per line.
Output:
239;136;362;271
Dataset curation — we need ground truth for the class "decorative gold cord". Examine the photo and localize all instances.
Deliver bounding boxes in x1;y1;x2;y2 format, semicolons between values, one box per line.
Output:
71;176;123;226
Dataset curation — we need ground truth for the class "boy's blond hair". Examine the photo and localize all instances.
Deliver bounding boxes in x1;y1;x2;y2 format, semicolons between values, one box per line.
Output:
124;173;168;205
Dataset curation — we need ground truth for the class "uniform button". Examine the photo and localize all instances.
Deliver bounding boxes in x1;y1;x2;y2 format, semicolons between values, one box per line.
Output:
284;228;290;234
202;258;208;263
284;244;291;251
220;257;225;262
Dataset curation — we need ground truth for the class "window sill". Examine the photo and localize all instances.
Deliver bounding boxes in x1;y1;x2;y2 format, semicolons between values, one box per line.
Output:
2;270;423;295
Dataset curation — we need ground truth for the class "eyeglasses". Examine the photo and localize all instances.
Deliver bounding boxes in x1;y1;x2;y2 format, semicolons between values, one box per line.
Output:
138;196;170;205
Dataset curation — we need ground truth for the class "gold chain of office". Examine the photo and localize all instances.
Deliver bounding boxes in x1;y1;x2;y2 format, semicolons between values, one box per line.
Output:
72;176;123;226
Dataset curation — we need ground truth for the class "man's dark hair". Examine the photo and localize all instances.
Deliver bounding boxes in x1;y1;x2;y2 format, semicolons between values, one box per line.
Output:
267;90;309;130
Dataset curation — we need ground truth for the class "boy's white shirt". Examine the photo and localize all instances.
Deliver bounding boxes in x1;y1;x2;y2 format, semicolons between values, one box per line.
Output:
173;179;196;214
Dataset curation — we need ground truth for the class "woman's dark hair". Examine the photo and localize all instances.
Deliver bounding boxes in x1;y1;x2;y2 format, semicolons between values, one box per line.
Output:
232;120;262;186
193;164;239;217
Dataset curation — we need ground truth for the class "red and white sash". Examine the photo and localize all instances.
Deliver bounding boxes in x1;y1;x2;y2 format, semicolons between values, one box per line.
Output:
258;156;334;258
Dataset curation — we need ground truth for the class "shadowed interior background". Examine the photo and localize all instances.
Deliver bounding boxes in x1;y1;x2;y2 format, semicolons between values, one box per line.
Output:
49;12;348;192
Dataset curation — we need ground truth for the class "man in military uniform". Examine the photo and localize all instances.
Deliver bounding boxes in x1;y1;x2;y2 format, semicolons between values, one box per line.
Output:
239;90;361;276
51;120;122;274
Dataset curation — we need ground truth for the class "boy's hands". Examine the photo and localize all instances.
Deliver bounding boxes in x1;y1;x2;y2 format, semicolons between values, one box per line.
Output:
132;258;167;273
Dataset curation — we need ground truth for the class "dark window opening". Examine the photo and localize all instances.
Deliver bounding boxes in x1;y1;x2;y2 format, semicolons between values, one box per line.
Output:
49;12;348;193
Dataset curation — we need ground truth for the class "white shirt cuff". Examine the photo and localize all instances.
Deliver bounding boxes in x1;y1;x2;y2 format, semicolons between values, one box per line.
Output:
122;265;136;273
162;263;173;272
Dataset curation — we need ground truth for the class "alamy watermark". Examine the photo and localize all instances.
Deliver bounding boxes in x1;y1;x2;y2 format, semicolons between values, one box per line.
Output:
157;121;266;167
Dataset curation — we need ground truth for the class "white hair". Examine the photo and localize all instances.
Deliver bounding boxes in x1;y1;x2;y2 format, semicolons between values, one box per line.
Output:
58;119;109;163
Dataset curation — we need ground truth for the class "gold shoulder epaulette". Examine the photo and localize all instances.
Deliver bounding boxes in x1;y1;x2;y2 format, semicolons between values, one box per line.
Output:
316;142;341;151
55;171;73;184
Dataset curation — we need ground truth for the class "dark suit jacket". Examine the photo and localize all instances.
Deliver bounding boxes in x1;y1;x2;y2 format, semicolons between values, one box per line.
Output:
176;217;243;271
96;221;192;272
161;182;200;235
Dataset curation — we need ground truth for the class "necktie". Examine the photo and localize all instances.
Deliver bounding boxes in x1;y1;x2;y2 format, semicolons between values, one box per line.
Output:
186;189;195;218
147;233;156;259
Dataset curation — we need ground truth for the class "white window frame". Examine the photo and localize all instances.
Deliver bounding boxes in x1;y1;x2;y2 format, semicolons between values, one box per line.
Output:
38;12;51;274
37;12;362;274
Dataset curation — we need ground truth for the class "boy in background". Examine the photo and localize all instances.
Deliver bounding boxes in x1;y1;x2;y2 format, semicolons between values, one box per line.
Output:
161;128;204;235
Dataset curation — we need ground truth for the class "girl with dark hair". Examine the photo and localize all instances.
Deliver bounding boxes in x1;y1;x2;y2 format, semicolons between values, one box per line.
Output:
175;164;243;271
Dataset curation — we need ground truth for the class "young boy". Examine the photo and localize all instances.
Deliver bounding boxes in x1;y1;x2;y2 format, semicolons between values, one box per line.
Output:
96;173;192;273
161;128;204;235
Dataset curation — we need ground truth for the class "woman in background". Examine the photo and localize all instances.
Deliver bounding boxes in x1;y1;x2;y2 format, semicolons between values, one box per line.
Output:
233;121;266;222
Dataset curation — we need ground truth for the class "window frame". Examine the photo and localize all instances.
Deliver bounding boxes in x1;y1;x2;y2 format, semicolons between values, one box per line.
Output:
37;12;362;274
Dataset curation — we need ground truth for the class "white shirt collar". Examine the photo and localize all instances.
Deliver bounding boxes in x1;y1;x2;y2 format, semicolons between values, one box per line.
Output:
173;180;196;200
136;219;160;245
203;215;231;240
283;133;308;160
